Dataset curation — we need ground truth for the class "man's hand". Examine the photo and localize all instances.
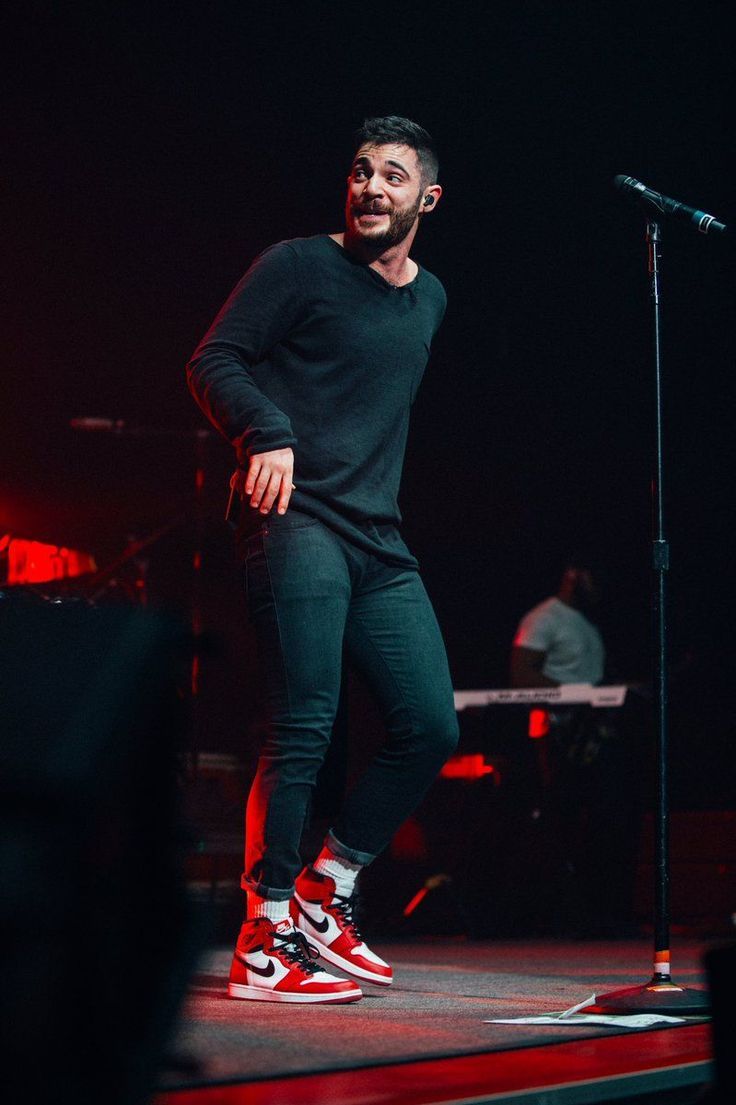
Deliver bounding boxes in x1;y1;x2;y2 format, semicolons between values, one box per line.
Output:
231;447;295;515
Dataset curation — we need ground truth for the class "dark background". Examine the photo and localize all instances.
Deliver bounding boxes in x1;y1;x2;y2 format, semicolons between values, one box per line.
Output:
4;1;734;805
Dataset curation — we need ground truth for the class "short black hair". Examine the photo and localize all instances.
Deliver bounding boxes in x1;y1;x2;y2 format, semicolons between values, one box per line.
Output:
354;116;439;187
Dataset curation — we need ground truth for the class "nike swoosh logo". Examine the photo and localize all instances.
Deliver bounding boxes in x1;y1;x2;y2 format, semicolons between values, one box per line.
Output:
299;906;330;934
244;958;275;978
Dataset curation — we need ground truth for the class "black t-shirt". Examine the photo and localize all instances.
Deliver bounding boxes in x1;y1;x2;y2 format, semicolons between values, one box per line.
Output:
187;234;447;566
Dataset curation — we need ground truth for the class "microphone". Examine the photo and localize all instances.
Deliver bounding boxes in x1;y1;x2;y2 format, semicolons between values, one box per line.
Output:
69;417;126;433
614;175;727;235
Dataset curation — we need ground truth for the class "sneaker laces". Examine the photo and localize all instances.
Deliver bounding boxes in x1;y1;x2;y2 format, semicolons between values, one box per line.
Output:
273;928;322;974
332;893;362;941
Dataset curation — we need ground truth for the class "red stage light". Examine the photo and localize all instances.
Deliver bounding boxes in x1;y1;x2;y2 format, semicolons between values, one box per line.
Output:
527;708;550;738
440;754;496;781
2;536;96;585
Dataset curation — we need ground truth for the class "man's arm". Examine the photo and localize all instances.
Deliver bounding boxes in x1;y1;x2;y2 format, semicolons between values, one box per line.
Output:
186;243;302;512
510;645;559;688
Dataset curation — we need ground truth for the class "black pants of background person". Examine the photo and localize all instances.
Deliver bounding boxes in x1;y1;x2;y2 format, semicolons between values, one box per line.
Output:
240;509;459;903
453;703;645;940
544;706;644;937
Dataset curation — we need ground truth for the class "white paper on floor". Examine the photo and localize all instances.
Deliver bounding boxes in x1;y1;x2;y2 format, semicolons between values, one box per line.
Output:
484;994;686;1028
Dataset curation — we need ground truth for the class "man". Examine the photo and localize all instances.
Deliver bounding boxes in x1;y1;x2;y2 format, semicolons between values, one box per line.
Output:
511;565;641;936
511;566;605;691
187;117;458;1003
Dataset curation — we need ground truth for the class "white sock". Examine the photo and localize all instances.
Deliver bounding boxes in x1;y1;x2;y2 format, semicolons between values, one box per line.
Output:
313;844;362;898
248;895;293;928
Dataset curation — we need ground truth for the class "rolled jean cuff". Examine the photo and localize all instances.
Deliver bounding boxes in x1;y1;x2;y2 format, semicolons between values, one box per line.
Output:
240;874;294;902
326;829;377;867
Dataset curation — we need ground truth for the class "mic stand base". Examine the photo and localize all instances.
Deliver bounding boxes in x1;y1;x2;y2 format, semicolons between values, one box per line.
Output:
595;977;709;1015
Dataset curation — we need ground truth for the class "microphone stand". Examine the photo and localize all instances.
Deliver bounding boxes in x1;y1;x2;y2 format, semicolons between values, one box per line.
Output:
595;219;708;1014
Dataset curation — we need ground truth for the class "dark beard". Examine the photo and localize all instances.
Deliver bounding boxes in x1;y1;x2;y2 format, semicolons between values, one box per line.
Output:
352;194;422;250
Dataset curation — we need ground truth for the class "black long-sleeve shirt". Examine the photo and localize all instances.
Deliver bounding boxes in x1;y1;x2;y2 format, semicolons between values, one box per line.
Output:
187;234;446;566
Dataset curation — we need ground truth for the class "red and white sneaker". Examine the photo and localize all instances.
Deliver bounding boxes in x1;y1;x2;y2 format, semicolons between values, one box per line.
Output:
292;867;393;987
228;918;362;1004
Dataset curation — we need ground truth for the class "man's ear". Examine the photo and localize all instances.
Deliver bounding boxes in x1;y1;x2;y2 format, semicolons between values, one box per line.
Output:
419;184;443;214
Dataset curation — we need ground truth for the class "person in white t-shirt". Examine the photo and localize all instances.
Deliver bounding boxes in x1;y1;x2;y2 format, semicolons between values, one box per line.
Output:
509;565;640;937
511;566;605;689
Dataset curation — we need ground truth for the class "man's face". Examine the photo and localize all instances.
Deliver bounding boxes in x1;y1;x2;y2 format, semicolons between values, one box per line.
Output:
345;142;425;250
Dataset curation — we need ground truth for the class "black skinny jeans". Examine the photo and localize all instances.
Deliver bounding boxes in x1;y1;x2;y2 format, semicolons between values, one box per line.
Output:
241;510;459;900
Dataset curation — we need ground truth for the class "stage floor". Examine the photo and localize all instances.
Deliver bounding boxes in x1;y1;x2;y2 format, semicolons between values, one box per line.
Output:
155;935;713;1103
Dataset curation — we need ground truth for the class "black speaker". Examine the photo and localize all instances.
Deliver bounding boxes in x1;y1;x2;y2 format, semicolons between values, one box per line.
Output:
0;592;200;1105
